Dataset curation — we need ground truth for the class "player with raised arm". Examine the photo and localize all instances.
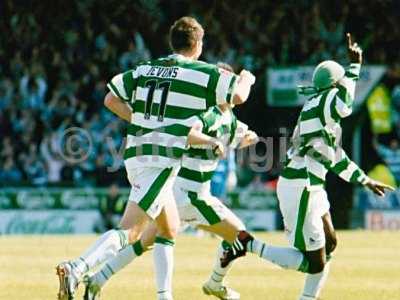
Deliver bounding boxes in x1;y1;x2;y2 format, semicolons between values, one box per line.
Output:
220;34;394;300
82;63;259;300
56;17;255;300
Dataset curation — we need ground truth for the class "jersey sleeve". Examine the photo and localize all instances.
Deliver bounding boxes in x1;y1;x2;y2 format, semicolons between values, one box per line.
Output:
305;138;368;185
230;120;249;149
107;69;139;102
331;63;361;119
207;68;238;107
330;147;369;184
198;108;218;134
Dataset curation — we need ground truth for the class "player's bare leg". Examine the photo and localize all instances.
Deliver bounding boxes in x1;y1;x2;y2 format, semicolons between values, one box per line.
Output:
323;212;338;255
56;201;150;300
299;212;337;300
197;208;245;243
119;201;151;233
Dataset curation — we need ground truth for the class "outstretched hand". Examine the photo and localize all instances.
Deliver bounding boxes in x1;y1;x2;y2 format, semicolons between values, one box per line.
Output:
347;33;363;64
365;178;395;197
239;130;259;148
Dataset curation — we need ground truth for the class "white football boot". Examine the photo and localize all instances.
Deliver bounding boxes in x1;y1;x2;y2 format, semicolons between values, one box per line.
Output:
202;282;240;300
56;261;81;300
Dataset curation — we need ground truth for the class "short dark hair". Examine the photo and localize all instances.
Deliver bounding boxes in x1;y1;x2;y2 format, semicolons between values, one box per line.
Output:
169;17;204;53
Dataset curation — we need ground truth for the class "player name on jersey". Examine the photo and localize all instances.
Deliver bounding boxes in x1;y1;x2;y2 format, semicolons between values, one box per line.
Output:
146;66;179;78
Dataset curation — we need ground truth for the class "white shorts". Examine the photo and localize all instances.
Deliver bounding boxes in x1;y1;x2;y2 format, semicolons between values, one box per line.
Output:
127;167;177;220
277;177;330;251
174;185;245;229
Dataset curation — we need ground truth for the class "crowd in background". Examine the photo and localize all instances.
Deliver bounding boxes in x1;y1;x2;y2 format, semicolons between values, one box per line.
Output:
1;0;400;187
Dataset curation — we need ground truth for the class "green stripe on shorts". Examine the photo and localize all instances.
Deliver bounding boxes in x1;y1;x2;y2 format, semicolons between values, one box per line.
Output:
138;168;173;212
297;256;310;273
294;188;310;251
188;191;221;225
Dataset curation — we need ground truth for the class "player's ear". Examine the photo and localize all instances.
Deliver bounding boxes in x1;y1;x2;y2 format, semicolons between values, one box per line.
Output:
195;40;203;58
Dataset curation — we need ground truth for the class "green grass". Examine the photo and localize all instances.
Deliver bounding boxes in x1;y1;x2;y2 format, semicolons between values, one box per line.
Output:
1;231;399;299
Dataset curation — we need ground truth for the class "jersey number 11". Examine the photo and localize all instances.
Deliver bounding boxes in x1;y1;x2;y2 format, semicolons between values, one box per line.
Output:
144;79;171;122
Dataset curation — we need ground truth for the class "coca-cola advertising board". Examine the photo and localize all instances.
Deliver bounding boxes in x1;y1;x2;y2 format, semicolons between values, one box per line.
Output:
0;210;101;234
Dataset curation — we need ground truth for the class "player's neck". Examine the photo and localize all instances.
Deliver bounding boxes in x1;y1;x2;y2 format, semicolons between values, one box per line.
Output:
174;50;198;60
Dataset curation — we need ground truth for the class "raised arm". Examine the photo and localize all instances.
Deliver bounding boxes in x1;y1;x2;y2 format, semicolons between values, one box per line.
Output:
333;33;363;118
231;70;256;105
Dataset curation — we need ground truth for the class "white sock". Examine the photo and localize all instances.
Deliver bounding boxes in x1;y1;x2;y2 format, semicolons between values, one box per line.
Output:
153;237;174;300
300;260;331;300
71;229;129;276
207;241;233;289
248;238;308;272
92;240;145;287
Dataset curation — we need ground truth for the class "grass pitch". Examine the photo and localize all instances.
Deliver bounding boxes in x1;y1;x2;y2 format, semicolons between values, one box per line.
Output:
1;231;399;300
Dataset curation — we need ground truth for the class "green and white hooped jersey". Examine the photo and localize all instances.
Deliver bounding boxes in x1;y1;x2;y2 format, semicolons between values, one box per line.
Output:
281;63;368;188
175;106;248;194
107;54;238;169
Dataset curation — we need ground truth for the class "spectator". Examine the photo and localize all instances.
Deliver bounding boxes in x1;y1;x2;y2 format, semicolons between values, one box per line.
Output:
119;32;151;70
0;156;23;183
21;145;47;186
0;77;14;110
391;85;400;136
377;138;400;185
19;74;47;110
40;133;65;183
